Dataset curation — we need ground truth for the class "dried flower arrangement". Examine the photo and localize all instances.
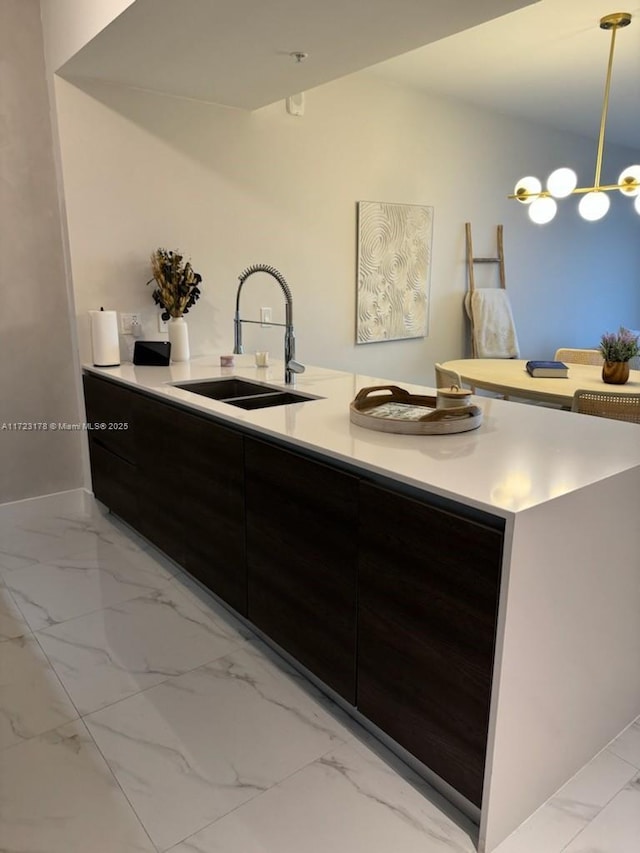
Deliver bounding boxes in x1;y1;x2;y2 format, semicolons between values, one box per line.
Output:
147;248;202;320
599;327;639;363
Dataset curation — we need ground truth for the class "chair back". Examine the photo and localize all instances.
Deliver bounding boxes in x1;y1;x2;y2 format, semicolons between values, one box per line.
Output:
571;389;640;424
554;348;603;366
434;363;463;389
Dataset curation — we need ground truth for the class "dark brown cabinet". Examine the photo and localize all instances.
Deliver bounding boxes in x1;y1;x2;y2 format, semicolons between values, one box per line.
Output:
131;394;246;612
134;394;189;567
245;439;359;703
83;375;246;613
82;374;139;528
357;482;503;807
83;371;506;810
170;404;245;614
85;438;138;528
83;373;137;461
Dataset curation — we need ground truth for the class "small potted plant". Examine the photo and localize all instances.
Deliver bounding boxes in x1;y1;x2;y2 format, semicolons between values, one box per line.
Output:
147;248;202;362
599;326;639;384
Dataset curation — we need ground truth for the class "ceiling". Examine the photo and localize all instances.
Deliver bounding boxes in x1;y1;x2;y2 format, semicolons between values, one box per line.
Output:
59;0;639;151
59;0;534;108
366;0;640;149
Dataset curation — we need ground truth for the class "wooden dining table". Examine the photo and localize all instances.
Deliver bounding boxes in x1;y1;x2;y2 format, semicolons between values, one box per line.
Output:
441;358;640;407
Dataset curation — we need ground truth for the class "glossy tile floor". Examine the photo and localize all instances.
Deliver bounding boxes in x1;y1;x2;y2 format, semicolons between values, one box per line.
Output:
1;491;638;853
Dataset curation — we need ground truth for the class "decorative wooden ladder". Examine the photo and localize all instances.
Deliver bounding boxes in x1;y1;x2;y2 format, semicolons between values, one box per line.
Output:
465;223;506;358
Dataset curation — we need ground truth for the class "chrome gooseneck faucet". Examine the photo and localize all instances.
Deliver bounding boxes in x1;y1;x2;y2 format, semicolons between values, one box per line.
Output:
233;264;305;384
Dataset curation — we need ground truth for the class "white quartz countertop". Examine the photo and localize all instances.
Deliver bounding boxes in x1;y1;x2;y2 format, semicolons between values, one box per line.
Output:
83;355;640;518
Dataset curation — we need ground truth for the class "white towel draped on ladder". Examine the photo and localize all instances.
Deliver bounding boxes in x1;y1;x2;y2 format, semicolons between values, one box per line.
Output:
465;289;520;358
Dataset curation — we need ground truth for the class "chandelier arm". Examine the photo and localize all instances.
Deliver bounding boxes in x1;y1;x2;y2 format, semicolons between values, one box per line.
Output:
594;20;619;188
508;180;639;200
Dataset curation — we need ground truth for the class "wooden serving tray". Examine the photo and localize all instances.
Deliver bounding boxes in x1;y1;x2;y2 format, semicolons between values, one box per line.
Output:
350;385;483;435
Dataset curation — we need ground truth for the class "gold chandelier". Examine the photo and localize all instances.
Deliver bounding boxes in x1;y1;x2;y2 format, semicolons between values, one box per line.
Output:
511;12;640;224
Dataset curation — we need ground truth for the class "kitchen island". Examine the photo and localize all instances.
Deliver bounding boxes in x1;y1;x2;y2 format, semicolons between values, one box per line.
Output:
82;356;640;852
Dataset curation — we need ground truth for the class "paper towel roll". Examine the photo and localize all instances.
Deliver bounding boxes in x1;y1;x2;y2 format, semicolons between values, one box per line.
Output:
90;310;120;367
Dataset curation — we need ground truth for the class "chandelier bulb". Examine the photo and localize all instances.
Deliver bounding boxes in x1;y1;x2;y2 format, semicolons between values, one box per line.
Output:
514;176;542;204
547;167;578;198
578;191;610;221
528;196;557;224
618;165;640;196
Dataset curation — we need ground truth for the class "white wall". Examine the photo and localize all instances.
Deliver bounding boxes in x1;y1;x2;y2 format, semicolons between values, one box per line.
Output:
55;71;640;387
0;0;83;503
39;0;135;73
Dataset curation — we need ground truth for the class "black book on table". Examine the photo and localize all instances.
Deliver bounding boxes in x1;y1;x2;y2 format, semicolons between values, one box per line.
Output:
526;360;569;378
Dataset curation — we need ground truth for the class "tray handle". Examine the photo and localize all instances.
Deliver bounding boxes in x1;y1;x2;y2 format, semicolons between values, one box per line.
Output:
353;385;411;405
417;405;481;422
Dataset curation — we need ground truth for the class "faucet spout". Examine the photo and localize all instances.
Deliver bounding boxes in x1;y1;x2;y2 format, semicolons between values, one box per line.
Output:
233;264;304;384
233;311;243;354
284;321;305;383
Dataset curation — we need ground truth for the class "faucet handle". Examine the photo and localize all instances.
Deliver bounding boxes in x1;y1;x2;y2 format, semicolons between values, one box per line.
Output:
287;360;305;374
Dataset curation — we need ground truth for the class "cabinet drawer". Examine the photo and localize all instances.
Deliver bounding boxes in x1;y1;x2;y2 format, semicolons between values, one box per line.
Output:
83;374;137;462
88;438;138;528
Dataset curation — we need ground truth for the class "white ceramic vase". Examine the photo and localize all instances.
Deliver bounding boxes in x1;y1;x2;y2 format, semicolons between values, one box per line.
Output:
168;316;190;362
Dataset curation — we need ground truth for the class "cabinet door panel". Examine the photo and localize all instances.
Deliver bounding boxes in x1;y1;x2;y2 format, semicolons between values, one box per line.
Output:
135;395;246;610
179;412;246;614
245;439;358;703
135;395;187;565
358;482;503;807
82;375;136;462
87;439;138;528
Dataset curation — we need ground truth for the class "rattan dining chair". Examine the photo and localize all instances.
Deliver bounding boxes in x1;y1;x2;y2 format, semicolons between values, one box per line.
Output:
434;363;463;389
571;389;640;424
554;348;603;366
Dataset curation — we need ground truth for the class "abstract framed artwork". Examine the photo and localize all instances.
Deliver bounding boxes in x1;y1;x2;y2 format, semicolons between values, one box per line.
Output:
356;201;433;344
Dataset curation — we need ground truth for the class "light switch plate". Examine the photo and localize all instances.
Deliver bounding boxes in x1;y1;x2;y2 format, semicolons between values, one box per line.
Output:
260;307;272;327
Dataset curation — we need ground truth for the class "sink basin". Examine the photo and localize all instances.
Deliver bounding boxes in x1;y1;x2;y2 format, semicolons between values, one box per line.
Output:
170;377;322;409
172;378;276;400
225;391;318;409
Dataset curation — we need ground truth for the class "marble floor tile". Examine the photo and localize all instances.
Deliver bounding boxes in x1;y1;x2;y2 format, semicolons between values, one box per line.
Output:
608;720;640;769
0;719;156;852
493;748;638;853
169;569;256;641
0;634;78;749
0;489;86;533
168;737;477;853
559;747;640;804
3;539;174;631
0;582;29;641
37;586;248;714
0;500;142;572
562;774;640;853
85;642;352;850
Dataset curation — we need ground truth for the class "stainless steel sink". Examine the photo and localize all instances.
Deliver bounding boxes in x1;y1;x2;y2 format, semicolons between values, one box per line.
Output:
225;391;316;409
170;377;322;409
171;378;276;400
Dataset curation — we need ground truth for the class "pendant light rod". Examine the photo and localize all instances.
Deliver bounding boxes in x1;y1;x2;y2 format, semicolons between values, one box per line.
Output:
594;12;631;188
510;12;640;224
